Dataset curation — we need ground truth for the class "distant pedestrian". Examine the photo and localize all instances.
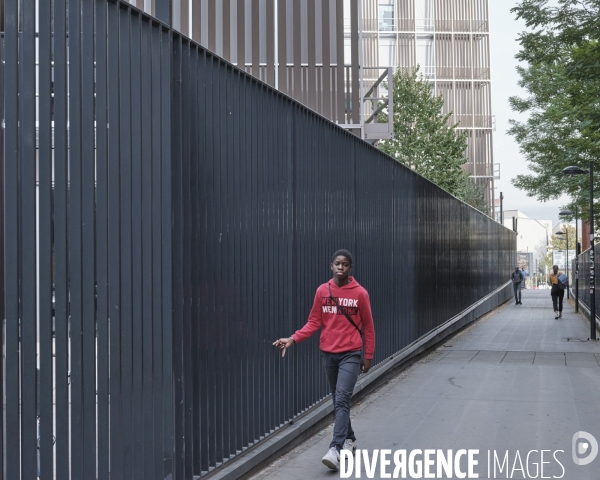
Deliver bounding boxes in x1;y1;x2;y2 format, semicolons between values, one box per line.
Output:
273;249;376;472
548;265;564;319
521;267;528;288
511;266;524;305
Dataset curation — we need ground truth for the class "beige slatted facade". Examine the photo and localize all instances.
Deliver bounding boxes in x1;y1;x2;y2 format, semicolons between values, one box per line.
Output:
365;0;495;210
139;0;362;128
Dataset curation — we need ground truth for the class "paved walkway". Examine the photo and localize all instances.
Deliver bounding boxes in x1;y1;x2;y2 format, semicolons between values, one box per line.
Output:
250;290;600;479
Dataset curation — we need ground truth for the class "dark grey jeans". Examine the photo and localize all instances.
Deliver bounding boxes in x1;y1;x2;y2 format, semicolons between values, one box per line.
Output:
321;350;362;452
513;283;522;303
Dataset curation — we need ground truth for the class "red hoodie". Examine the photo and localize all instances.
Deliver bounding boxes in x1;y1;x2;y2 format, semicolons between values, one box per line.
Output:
292;277;375;359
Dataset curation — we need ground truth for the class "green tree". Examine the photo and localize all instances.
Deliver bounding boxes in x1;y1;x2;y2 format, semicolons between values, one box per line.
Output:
459;179;489;214
377;67;489;214
509;0;600;227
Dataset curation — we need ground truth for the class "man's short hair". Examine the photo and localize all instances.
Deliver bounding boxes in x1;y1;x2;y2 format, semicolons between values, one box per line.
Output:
332;249;353;266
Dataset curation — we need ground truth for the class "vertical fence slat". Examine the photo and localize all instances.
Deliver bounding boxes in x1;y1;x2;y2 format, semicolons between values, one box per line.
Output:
189;42;201;474
107;2;123;477
130;11;145;478
229;65;241;459
160;24;174;479
81;0;98;476
194;49;206;474
0;31;4;480
95;1;110;477
171;32;185;480
151;21;166;480
20;0;38;478
38;0;54;476
119;6;134;478
52;0;71;476
140;16;155;480
68;0;85;475
203;47;217;469
3;0;20;477
181;37;194;480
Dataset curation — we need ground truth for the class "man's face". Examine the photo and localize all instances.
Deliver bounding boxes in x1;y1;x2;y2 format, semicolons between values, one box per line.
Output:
331;256;352;281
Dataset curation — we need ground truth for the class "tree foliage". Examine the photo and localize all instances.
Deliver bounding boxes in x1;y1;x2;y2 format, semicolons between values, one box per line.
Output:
509;0;600;226
377;67;489;214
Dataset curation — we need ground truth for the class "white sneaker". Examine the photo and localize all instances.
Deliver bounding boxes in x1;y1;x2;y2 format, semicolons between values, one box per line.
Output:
322;447;340;470
342;439;357;455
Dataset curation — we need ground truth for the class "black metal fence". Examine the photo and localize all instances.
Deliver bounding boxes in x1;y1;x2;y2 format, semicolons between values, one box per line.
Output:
572;248;600;325
1;1;515;479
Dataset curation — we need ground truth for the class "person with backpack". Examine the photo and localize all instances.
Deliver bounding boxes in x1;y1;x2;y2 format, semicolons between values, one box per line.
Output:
521;267;528;289
548;264;567;319
511;266;524;305
273;249;375;472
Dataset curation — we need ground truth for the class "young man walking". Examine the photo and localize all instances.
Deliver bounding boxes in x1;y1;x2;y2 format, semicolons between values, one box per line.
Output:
273;249;376;471
511;266;524;305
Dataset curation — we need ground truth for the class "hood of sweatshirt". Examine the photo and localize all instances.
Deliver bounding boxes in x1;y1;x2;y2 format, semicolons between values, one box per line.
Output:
328;276;361;290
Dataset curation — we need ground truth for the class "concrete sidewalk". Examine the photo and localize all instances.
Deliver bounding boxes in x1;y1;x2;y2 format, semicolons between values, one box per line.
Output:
249;290;600;480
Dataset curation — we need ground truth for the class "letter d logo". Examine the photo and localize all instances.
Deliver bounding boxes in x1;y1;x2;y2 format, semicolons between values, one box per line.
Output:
572;431;598;466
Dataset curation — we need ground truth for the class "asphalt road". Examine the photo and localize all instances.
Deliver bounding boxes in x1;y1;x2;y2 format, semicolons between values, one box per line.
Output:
249;289;600;480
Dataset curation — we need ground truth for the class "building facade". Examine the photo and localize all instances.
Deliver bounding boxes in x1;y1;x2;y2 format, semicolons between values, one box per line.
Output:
360;0;496;208
123;0;495;210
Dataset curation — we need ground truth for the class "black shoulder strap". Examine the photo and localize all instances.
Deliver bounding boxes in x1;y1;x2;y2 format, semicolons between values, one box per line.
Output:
328;283;362;337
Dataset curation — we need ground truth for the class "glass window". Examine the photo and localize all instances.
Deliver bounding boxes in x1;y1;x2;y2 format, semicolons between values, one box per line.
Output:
379;5;394;32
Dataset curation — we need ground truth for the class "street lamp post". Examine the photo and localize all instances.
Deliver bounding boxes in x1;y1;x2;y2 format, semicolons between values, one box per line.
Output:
563;164;596;340
559;207;579;311
577;205;580;312
556;230;570;299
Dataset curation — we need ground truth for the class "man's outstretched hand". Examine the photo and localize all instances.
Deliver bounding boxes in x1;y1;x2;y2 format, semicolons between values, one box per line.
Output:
273;337;294;357
360;358;372;373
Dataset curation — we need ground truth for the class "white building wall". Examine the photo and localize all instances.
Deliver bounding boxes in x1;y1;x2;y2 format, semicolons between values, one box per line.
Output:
503;210;550;259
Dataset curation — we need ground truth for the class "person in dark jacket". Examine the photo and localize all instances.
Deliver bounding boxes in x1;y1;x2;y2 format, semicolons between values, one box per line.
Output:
273;249;375;471
511;266;524;305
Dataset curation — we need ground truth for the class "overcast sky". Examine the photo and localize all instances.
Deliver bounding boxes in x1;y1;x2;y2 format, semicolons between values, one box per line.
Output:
489;0;568;228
